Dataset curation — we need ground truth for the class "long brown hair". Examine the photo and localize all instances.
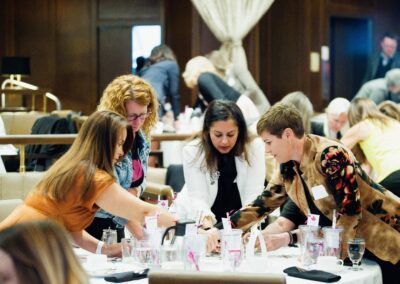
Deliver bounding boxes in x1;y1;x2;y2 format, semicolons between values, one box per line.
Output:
98;74;159;139
37;111;133;201
197;100;251;174
0;220;87;284
348;97;391;127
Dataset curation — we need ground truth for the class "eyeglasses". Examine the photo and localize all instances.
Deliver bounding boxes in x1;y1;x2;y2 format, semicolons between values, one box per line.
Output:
126;112;150;121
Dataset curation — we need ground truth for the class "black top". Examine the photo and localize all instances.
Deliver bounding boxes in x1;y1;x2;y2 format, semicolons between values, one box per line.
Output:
280;198;307;227
197;72;241;104
130;136;144;188
280;163;332;228
374;56;394;79
211;153;242;223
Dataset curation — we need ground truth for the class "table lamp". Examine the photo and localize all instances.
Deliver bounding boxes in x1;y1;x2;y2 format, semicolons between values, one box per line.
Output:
1;56;30;82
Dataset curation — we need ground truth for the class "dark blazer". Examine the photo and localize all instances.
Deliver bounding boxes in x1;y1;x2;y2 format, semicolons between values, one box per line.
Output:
140;60;180;119
362;52;400;84
310;121;324;136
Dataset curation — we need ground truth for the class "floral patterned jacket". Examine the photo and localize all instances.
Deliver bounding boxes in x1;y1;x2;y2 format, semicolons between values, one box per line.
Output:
230;134;400;264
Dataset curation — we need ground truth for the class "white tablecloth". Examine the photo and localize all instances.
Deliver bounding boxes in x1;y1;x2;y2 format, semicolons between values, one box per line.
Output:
75;247;382;284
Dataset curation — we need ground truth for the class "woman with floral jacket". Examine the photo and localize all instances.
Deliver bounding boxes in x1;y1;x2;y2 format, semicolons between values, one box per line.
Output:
219;102;400;283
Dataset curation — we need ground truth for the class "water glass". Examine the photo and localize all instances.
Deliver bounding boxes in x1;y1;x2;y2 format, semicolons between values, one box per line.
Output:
220;229;243;271
183;234;207;271
121;238;135;263
134;239;160;268
306;237;324;266
101;228;117;245
347;238;365;271
322;227;343;258
160;244;184;270
299;225;320;266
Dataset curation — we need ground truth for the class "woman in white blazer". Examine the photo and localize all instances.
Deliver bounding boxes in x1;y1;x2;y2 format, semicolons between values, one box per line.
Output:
175;100;265;227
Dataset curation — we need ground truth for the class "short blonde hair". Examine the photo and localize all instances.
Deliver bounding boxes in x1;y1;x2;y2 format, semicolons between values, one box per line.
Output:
98;74;159;138
182;56;217;88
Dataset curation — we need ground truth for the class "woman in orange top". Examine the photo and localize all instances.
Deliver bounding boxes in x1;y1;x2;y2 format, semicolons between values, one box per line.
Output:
0;111;176;256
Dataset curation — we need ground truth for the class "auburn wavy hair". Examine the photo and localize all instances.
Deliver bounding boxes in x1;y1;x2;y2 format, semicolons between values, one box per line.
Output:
98;74;159;138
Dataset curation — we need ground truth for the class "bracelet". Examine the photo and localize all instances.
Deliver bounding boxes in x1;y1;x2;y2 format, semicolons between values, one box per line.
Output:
287;231;294;246
96;241;104;254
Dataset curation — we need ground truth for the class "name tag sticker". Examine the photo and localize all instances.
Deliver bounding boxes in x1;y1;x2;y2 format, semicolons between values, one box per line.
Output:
311;185;329;200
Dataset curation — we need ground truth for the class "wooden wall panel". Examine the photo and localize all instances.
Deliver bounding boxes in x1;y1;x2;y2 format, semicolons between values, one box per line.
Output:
98;26;132;95
1;0;399;115
0;0;15;57
98;0;161;21
54;0;95;114
259;0;304;105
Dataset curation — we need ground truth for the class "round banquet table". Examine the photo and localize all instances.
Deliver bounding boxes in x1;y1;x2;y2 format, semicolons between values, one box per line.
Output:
74;246;382;284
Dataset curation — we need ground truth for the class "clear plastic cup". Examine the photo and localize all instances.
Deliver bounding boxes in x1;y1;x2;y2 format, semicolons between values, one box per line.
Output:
299;225;320;266
322;227;343;258
121;238;135;263
183;234;207;271
220;229;243;271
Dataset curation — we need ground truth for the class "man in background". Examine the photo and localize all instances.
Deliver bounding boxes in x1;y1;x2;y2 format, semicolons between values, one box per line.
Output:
311;97;350;140
362;32;400;84
355;68;400;104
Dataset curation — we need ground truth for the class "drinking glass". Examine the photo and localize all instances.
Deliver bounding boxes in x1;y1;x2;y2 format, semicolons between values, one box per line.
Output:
322;227;343;258
183;234;207;271
220;229;243;271
121;238;135;263
134;239;160;268
299;225;320;267
306;237;323;266
160;244;184;270
101;228;117;245
347;238;365;271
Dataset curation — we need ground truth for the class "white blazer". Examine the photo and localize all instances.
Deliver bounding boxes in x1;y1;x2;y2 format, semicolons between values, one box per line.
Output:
175;137;266;223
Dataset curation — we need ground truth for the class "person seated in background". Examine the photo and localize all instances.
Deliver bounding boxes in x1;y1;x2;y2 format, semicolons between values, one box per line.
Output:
311;97;350;139
354;68;400;104
174;100;265;229
86;74;159;242
0;220;87;284
0;111;176;256
140;44;180;122
362;32;400;84
213;102;399;282
182;56;260;124
341;97;400;197
280;91;314;134
378;100;400;121
206;49;271;114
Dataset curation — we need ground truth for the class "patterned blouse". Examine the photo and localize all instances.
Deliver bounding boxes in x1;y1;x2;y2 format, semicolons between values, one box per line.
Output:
228;135;400;264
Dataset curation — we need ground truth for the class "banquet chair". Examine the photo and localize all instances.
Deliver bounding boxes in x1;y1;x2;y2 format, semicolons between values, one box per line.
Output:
0;199;22;222
148;270;286;284
0;172;44;200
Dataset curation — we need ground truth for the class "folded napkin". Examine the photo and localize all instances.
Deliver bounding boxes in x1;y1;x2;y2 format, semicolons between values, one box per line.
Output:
104;269;149;283
284;266;341;283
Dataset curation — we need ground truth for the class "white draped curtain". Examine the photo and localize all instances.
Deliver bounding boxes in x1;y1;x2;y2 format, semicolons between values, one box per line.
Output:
191;0;274;69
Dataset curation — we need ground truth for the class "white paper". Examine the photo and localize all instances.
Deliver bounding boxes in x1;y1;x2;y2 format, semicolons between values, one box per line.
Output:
145;215;158;230
311;185;329;200
221;217;232;231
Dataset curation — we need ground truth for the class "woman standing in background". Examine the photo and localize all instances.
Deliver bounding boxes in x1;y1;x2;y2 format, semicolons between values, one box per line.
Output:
140;44;181;122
